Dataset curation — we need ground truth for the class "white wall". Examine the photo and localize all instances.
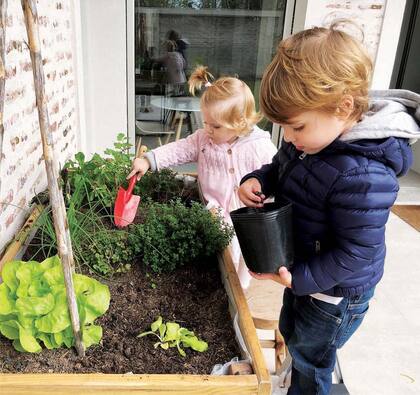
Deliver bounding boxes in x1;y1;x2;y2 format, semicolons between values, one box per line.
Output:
79;0;128;157
371;0;406;89
126;0;135;151
303;0;387;60
298;0;406;90
0;0;79;253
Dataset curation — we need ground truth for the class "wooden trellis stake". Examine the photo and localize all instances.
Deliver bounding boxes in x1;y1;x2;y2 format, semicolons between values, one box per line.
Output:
21;0;84;357
0;0;7;196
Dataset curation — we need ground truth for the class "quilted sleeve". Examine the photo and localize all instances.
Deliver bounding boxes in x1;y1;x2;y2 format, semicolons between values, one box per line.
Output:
240;150;281;198
291;165;399;295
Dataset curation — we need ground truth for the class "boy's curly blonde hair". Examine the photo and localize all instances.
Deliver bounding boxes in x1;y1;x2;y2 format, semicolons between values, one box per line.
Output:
260;20;373;123
189;66;261;136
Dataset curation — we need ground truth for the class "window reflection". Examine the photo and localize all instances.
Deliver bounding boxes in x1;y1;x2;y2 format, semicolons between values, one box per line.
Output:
135;0;286;147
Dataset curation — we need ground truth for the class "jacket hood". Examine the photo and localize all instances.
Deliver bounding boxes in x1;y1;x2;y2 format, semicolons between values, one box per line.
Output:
327;90;420;177
341;89;420;143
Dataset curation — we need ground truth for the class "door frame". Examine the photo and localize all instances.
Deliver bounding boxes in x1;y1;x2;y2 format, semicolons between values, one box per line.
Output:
126;0;136;152
390;0;419;89
272;0;309;147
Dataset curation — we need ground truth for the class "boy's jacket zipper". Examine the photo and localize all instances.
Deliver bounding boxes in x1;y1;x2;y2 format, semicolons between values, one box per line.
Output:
278;151;307;189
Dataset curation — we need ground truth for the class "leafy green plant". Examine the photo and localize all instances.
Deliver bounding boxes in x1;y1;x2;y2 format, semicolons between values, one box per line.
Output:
132;199;234;273
137;316;208;357
0;256;110;353
63;133;133;210
138;168;186;204
30;135;231;276
63;134;195;212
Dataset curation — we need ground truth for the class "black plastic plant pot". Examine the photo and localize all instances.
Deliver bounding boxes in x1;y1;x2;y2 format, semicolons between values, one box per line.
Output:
230;200;294;274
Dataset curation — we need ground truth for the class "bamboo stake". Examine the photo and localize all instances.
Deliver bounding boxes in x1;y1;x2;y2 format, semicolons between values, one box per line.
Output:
0;0;7;197
21;0;84;356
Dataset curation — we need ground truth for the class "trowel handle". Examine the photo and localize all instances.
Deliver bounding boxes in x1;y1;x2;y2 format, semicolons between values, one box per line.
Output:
126;176;137;199
126;145;147;198
136;144;148;158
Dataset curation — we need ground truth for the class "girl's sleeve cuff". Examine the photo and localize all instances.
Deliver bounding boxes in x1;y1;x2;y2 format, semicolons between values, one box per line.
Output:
144;151;157;171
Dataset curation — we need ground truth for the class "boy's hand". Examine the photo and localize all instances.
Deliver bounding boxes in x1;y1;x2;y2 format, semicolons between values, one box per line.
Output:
127;157;150;180
238;178;265;207
249;266;292;288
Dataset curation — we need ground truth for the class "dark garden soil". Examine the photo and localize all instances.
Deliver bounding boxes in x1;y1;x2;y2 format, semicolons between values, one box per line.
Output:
0;259;241;374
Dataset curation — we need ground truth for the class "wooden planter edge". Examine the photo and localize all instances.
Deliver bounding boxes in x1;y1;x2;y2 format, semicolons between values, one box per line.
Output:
0;204;43;275
0;205;271;395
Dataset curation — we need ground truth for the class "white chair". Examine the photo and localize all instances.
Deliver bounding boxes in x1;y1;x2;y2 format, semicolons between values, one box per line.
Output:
170;111;188;141
135;120;174;148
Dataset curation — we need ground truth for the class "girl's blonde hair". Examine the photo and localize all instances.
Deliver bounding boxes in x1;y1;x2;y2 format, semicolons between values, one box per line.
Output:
260;20;373;123
189;66;262;136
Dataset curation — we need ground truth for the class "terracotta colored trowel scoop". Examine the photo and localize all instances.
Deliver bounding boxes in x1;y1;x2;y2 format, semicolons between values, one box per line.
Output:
114;145;147;227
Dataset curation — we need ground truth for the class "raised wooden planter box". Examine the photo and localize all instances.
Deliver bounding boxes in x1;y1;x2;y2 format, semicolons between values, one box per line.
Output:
0;205;271;394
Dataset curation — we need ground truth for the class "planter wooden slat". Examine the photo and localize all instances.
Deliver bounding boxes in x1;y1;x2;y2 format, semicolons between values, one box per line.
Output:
0;205;271;394
0;374;259;394
0;204;43;276
218;248;271;395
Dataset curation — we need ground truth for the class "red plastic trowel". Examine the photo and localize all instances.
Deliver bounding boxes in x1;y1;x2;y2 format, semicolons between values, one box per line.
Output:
114;145;147;227
114;175;140;228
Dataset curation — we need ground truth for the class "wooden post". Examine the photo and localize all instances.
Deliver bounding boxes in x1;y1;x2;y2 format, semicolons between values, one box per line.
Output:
0;0;6;197
21;0;84;357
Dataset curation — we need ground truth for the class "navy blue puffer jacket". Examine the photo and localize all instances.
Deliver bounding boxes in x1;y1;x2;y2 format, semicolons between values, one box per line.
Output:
242;90;420;297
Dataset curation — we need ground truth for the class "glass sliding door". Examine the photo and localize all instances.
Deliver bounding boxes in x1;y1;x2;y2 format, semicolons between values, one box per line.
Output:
135;0;287;147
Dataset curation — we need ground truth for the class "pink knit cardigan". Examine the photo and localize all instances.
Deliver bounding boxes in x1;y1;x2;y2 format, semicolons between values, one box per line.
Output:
151;126;278;219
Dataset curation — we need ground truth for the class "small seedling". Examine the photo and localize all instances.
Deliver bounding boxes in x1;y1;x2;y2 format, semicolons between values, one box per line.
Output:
137;316;208;357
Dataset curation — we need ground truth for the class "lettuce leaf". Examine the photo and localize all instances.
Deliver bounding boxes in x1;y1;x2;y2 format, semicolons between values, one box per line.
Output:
0;256;110;353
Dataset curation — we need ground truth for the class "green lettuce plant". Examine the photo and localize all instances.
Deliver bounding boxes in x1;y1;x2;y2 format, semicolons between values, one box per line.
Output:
137;316;208;357
0;256;110;353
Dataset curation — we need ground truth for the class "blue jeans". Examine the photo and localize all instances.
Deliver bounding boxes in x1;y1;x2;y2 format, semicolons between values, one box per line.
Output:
280;287;375;395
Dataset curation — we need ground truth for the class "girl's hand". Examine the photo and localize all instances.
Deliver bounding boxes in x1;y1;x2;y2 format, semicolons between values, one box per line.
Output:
238;178;265;207
249;266;292;288
127;157;150;180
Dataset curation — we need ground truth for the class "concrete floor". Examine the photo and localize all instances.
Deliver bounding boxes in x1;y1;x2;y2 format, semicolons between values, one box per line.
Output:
338;171;420;394
338;212;420;394
395;170;420;204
